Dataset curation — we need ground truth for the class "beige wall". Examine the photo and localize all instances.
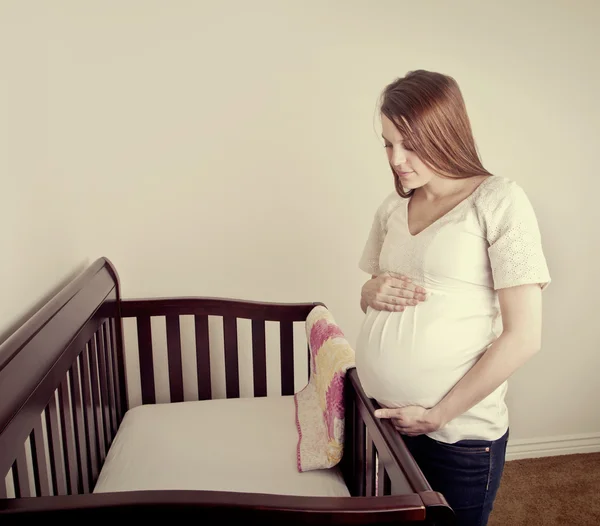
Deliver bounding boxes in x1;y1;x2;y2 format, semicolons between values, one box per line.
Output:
1;1;599;453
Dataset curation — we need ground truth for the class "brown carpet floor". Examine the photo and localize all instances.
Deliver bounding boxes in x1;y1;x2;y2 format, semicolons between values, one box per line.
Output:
487;452;600;525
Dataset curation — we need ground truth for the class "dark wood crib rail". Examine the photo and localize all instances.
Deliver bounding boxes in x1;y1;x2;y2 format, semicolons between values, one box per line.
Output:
0;490;430;523
120;297;323;403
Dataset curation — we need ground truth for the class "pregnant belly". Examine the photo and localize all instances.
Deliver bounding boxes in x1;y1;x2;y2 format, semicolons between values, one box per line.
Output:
354;299;497;408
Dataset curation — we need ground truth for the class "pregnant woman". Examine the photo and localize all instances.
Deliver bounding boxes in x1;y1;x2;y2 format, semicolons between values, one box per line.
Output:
355;70;551;526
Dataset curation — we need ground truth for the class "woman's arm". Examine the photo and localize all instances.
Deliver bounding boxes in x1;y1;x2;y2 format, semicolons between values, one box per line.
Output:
428;283;543;428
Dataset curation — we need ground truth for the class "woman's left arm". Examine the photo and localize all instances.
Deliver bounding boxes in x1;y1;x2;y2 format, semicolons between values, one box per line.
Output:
427;282;543;429
375;283;543;434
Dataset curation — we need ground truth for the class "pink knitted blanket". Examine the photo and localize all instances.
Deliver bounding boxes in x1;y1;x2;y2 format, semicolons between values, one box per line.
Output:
294;306;355;472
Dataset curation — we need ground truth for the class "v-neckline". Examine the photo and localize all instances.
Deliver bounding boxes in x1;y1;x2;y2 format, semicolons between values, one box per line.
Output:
405;176;493;238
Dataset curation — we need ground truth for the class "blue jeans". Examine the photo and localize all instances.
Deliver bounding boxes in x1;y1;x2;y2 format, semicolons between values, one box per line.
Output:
401;428;509;526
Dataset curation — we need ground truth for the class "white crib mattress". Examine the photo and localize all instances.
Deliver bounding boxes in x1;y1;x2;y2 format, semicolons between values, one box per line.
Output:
93;395;350;498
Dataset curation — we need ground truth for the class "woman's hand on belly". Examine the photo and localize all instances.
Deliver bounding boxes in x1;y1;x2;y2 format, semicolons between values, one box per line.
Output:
373;405;446;437
361;272;428;312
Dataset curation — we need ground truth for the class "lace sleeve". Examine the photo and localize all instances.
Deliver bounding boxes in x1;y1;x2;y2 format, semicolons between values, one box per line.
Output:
358;214;384;275
483;180;551;290
358;192;398;275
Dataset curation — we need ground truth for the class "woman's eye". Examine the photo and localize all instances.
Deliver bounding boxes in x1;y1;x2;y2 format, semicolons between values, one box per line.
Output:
384;143;392;149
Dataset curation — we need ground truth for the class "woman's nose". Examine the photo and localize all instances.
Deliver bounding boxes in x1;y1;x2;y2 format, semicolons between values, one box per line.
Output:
392;147;407;166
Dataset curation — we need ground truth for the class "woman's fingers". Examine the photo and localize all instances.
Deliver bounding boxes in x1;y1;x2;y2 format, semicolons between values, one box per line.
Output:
390;279;427;295
379;294;418;306
372;272;428;311
383;283;427;301
383;273;427;295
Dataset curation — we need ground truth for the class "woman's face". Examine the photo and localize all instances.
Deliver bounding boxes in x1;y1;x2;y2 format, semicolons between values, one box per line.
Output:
381;113;437;190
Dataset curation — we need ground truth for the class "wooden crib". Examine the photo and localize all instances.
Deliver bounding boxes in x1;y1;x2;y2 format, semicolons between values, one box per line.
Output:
0;258;455;523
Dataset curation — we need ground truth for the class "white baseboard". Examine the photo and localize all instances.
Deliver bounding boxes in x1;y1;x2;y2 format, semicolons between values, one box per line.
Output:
506;432;600;461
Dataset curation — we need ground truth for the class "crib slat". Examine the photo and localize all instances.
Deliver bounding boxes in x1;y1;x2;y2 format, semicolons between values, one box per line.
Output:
136;316;156;405
95;328;112;447
58;377;78;494
223;316;240;398
31;418;50;496
45;395;67;496
280;321;294;395
166;315;184;403
80;349;99;484
89;337;107;463
12;444;30;498
110;317;125;422
68;363;90;494
354;401;366;496
378;463;392;496
339;385;354;493
195;315;211;400
102;322;118;436
251;319;267;397
366;434;376;496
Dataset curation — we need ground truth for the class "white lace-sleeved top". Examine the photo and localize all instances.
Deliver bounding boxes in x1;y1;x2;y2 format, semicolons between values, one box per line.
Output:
355;175;551;443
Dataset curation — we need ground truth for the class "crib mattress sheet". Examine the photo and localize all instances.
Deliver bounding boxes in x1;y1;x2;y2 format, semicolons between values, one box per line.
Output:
93;395;350;498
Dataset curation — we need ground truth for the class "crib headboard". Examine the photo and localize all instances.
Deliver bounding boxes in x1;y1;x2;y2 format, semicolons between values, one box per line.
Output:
0;258;126;497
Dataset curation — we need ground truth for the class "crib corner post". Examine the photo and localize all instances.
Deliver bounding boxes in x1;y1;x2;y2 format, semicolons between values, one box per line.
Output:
103;258;130;418
341;368;366;497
